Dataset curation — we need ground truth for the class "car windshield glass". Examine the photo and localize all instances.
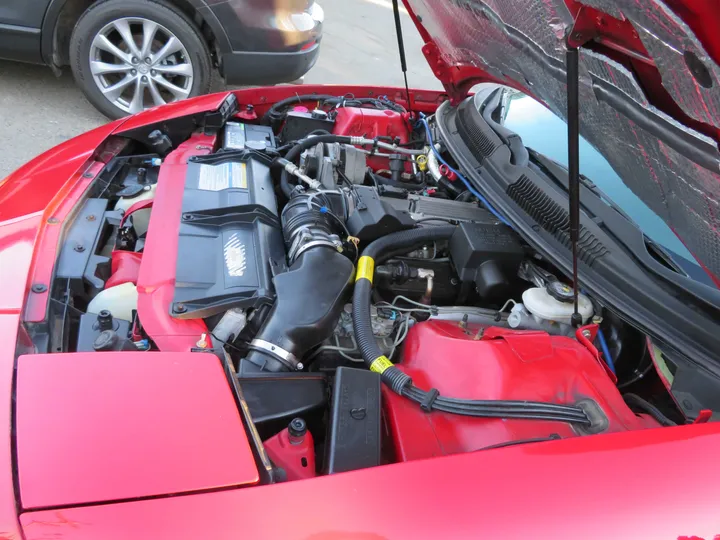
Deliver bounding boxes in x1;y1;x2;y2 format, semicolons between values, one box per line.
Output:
500;90;712;284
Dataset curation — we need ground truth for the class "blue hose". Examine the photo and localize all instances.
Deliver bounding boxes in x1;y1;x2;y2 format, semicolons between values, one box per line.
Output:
419;115;618;375
596;328;615;374
419;116;510;226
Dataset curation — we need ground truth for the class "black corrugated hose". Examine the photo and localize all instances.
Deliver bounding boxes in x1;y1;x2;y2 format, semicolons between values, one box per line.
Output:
264;94;339;128
264;94;406;130
351;226;592;426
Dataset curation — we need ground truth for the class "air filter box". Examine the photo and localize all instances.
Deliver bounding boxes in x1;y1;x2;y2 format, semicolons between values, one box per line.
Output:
171;151;286;318
449;221;524;300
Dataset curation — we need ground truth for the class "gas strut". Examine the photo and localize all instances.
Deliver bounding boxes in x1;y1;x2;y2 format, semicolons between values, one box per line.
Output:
566;44;583;328
391;0;413;114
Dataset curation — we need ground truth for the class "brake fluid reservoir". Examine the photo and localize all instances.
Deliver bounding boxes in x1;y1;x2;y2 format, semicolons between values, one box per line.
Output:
87;282;138;321
522;286;593;326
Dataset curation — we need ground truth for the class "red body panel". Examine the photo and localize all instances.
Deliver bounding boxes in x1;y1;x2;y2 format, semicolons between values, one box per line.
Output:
0;85;717;539
264;427;317;481
0;121;123;221
0;86;446;538
0;216;39;539
0;122;129;538
135;134;215;352
16;351;258;508
19;423;720;540
384;321;658;461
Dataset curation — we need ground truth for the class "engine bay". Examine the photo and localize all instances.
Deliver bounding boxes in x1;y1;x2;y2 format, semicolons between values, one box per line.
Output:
32;91;685;482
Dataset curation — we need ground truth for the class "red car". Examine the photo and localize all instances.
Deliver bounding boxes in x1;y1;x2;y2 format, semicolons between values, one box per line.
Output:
2;1;720;539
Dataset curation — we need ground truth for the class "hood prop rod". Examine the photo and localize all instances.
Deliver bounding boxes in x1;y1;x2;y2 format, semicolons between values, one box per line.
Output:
566;44;582;328
391;0;413;114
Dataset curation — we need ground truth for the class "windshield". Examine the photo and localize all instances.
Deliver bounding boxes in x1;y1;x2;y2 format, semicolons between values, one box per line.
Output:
499;89;712;285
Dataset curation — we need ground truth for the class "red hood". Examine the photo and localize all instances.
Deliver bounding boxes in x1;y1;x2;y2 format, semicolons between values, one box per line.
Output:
403;0;720;279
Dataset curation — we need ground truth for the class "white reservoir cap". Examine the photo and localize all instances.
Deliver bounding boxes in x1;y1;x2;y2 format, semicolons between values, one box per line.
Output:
521;286;593;326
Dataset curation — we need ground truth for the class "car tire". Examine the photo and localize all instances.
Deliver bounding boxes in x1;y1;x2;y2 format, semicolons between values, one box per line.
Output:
70;0;214;119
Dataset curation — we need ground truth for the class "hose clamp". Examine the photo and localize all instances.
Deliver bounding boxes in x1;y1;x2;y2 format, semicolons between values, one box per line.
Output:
249;339;303;370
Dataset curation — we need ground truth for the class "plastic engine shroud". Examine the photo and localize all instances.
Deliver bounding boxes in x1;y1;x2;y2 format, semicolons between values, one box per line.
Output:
383;321;660;461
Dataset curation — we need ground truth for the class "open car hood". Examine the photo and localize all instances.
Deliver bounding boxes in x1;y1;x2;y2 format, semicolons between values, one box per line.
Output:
403;0;720;279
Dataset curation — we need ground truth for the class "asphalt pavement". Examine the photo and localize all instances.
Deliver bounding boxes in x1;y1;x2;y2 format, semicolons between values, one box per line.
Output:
0;0;440;179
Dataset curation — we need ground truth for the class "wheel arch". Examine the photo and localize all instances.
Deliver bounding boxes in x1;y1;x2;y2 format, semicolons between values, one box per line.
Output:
40;0;232;68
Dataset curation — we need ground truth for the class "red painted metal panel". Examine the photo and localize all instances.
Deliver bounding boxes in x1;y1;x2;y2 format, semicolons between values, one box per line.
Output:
332;107;411;142
0;214;42;313
135;134;215;351
0;315;26;540
0;121;123;222
16;351;258;509
264;426;316;481
332;107;413;170
384;321;658;462
0;198;52;539
19;423;720;540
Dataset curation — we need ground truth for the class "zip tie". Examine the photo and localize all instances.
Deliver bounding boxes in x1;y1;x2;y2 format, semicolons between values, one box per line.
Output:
420;388;440;412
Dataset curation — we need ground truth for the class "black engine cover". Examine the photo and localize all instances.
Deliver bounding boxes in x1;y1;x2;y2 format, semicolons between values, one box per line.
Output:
172;151;286;318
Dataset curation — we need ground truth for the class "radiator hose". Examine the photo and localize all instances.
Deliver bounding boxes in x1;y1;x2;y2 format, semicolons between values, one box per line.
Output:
351;226;593;425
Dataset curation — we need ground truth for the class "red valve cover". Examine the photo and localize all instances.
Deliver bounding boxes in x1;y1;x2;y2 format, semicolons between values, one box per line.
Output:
383;321;659;462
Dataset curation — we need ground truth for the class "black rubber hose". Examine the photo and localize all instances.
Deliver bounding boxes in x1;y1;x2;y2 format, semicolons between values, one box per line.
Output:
351;224;592;426
623;393;677;427
438;176;465;198
279;134;354;198
369;171;425;190
264;94;338;127
352;226;456;371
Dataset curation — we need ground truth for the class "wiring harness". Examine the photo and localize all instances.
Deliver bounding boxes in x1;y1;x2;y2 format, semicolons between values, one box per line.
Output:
351;226;592;426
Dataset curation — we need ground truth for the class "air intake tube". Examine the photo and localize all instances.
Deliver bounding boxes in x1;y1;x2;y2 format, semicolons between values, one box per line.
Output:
242;190;354;373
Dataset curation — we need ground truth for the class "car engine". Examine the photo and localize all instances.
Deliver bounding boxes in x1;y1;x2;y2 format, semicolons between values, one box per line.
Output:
38;92;675;481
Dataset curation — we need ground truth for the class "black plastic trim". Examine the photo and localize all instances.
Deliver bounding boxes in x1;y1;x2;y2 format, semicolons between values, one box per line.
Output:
221;44;321;86
437;98;720;381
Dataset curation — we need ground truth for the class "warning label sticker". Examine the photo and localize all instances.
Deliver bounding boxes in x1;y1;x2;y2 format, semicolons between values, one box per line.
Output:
198;162;247;191
224;122;246;150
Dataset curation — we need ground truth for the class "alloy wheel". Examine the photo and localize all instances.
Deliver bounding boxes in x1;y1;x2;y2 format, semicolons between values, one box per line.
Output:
89;17;195;114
